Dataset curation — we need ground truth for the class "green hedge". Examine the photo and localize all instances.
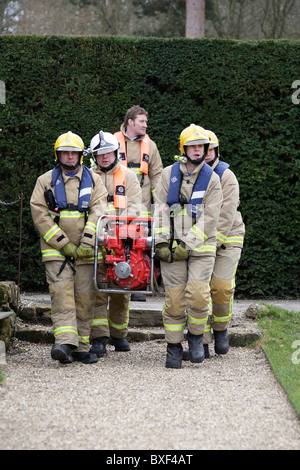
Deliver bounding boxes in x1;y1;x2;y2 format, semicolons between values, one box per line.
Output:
0;36;299;297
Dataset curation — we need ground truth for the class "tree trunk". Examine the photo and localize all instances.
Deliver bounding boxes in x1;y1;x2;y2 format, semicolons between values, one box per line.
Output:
185;0;205;38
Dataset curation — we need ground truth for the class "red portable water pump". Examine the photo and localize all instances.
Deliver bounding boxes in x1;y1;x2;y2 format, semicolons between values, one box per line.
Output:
94;216;160;295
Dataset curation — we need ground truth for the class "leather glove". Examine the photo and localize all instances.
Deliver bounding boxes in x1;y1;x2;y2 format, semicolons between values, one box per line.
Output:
173;242;189;261
155;243;172;263
61;242;78;260
76;243;95;259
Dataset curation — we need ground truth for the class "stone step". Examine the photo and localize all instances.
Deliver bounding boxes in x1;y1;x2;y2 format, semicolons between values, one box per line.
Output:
18;298;164;327
14;322;262;347
16;294;263;347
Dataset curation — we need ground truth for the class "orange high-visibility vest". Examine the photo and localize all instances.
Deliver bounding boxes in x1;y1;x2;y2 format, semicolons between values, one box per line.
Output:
113;164;127;209
114;131;150;175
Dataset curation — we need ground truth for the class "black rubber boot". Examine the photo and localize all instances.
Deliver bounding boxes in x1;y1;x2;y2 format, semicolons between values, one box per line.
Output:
51;344;73;364
182;349;190;361
90;337;107;358
110;337;131;351
214;329;229;355
187;332;205;363
72;351;98;364
182;344;209;361
165;343;183;369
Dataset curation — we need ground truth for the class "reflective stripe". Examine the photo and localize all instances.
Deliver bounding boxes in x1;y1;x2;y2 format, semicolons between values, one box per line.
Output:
92;318;109;327
43;225;60;242
59;210;85;219
191;190;206;199
141;210;151;217
217;232;244;245
85;221;97;233
42;248;101;260
191;225;207;242
79;335;90;344
192;245;216;253
163;322;185;332
212;313;231;323
79;187;92;198
108;319;129;330
224;236;244;244
187;313;208;325
54;326;78;337
176;207;188;216
42;249;64;259
108;304;129;331
154;227;170;236
217;231;227;243
107;204;117;213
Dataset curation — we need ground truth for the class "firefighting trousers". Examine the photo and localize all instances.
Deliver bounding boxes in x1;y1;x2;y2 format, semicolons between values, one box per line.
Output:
91;261;130;340
160;255;215;344
204;246;242;343
45;260;95;352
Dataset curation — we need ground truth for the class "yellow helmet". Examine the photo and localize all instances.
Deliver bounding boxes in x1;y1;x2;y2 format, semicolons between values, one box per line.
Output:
206;130;219;157
179;124;210;155
54;131;84;163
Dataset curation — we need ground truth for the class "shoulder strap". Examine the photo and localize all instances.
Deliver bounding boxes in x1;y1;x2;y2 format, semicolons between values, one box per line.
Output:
166;162;183;207
214;160;230;180
113;164;127;209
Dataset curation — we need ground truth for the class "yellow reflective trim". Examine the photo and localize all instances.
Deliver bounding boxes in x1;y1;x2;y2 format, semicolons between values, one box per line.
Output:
41;249;64;258
212;313;231;322
54;326;78;336
108;303;129;331
43;225;60;242
192;245;216;253
187;313;208;325
85;221;97;232
224;236;244;244
59;210;85;218
191;225;207;241
217;231;227;242
154;227;170;236
92;318;109;327
163;322;185;332
79;335;90;343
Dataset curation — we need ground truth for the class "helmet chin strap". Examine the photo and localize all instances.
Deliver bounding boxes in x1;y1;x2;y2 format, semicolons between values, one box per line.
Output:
98;156;118;173
207;156;218;167
186;154;206;165
60;161;80;171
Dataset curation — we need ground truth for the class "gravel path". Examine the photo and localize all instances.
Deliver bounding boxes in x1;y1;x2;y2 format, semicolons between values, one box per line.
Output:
0;339;299;450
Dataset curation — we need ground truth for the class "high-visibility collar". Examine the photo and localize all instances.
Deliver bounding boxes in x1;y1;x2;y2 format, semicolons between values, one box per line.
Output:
114;131;150;175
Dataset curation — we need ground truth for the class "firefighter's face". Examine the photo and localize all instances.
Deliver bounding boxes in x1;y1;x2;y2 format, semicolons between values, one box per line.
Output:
128;114;147;136
185;144;205;160
205;147;216;163
59;151;80;172
96;151;116;168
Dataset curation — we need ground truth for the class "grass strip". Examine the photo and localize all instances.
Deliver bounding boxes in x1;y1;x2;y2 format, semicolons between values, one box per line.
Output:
256;304;300;417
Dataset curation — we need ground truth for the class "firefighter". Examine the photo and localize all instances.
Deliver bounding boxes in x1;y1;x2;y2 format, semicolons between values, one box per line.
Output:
89;131;142;358
115;105;163;301
30;131;108;364
202;130;245;357
153;124;223;369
